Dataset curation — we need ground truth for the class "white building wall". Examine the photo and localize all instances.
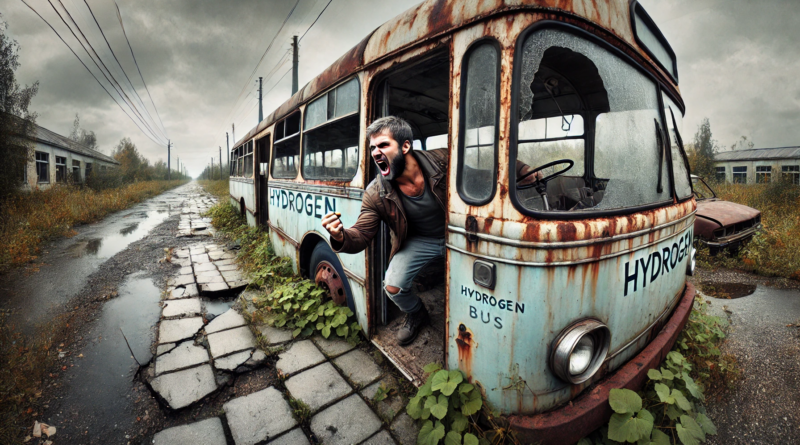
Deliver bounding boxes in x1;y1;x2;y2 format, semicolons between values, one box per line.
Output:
714;158;800;184
24;141;117;190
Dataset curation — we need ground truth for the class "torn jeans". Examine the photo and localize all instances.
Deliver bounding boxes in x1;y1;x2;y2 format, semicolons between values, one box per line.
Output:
383;236;445;314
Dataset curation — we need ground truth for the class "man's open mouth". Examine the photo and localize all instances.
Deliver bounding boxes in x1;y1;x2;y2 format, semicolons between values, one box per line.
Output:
375;157;390;176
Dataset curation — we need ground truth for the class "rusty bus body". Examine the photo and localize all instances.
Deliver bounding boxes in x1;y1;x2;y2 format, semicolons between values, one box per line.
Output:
229;1;696;442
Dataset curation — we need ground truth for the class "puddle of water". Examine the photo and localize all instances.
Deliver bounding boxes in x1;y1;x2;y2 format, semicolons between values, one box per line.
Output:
703;282;758;299
49;273;161;437
203;298;234;317
66;210;170;259
119;222;140;235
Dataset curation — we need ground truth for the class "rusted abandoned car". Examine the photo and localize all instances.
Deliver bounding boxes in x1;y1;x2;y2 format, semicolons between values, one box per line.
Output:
692;175;761;252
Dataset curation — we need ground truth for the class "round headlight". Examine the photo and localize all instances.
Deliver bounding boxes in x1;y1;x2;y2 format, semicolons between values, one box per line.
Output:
550;319;611;384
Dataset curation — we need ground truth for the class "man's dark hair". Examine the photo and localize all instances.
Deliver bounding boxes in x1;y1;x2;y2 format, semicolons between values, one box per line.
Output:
366;116;413;147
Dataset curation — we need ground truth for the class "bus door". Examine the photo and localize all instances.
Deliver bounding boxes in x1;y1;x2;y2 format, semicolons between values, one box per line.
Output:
369;48;451;383
256;135;270;228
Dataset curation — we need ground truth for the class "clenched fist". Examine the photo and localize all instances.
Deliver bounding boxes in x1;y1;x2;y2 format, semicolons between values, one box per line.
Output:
321;212;344;242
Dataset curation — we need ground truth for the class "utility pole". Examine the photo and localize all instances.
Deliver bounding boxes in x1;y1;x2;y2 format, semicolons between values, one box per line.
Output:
226;132;230;168
232;124;235;146
167;140;172;181
258;77;263;123
291;35;299;95
219;146;222;180
177;156;180;179
211;157;214;181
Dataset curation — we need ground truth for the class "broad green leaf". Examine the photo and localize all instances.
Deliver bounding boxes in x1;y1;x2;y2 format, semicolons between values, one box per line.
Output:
417;380;434;398
423;363;443;374
331;312;348;327
432;370;463;396
450;411;468;433
429;395;449;420
458;383;475;394
682;375;703;400
461;388;482;416
418;420;445;445
283;302;292;311
324;307;337;316
577;439;593;445
407;396;423;419
321;325;331;338
660;368;675;380
316;322;325;330
431;370;449;393
666;405;682;421
609;388;642;414
679;415;705;442
675;424;699;445
301;300;315;310
444;431;462;445
671;389;692;411
463;433;479;445
607;409;653;443
667;351;684;365
336;325;349;337
647;369;662;381
654;383;670;403
649;428;671;445
695;413;717;435
292;328;301;338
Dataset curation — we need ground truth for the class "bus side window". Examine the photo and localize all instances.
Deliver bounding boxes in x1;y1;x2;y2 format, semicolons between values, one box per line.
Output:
272;112;302;179
458;41;500;205
302;78;360;181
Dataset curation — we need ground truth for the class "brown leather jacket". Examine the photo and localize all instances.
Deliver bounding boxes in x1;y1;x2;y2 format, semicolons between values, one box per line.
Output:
331;149;448;260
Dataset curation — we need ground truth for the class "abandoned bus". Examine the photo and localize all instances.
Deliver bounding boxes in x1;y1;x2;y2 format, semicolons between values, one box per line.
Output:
229;0;696;441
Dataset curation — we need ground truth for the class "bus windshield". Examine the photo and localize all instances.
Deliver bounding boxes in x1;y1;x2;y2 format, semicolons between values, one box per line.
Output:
514;28;676;213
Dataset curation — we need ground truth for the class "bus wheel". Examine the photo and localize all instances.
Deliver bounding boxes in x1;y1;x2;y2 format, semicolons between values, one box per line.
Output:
309;242;354;312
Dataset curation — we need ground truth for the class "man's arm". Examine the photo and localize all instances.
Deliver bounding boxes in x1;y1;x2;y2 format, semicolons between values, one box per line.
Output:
323;193;382;254
515;159;542;185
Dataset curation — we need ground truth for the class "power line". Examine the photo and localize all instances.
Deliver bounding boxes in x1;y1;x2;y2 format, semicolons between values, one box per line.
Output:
51;0;167;144
82;0;168;140
299;0;333;41
19;0;164;146
114;1;168;139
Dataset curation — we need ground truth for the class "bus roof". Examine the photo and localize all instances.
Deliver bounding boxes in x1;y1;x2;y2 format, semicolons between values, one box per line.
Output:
234;0;646;147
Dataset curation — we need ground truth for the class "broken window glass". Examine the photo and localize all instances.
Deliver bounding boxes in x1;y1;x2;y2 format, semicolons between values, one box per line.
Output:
662;93;692;199
459;42;499;204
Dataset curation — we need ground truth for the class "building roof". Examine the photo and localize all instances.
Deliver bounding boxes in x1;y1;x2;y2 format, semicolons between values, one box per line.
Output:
34;124;119;164
715;147;800;162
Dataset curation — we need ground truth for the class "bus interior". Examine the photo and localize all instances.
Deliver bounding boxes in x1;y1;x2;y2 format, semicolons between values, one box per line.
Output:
370;49;450;381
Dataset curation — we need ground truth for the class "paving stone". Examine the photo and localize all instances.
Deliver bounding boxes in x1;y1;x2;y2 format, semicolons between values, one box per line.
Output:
156;343;176;356
151;364;217;410
285;363;351;412
194;262;218;272
214;258;236;265
200;282;229;293
310;395;382;445
361;375;399;400
221;271;243;282
275;340;326;375
170;274;195;286
258;324;293;345
173;249;190;259
208;251;225;260
196;273;224;284
245;349;268;367
192;253;211;263
375;395;405;422
162;298;202;318
224;387;297;445
390;414;419;445
217;264;239;271
155;343;210;375
229;280;249;289
221;252;237;259
152;417;226;445
205;308;247;333
179;266;193;275
361;430;397;445
167;287;185;299
266;428;310;445
159;317;204;344
207;326;256;358
312;334;356;358
214;350;251;371
333;349;383;386
183;284;199;297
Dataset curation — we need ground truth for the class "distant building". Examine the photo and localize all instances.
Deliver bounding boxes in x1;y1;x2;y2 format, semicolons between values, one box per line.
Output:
713;147;800;185
22;123;119;190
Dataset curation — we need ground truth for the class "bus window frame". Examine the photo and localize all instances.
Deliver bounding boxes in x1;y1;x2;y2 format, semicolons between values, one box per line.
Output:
301;76;361;182
509;21;686;220
630;0;679;84
660;87;693;200
271;110;303;180
457;37;502;207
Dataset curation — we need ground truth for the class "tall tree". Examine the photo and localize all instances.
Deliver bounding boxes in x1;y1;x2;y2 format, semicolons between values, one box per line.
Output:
688;118;718;179
0;15;38;198
68;113;98;151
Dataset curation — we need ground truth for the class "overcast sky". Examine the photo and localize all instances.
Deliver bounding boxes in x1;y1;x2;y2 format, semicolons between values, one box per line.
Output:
4;0;799;175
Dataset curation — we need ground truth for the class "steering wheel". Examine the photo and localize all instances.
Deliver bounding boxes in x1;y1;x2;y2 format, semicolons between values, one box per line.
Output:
516;159;575;190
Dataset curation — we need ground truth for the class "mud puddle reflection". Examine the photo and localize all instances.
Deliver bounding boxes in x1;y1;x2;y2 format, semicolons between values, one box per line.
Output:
47;273;161;440
68;209;170;259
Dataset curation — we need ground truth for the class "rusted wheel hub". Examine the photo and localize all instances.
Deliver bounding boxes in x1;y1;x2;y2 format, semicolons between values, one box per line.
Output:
314;261;346;305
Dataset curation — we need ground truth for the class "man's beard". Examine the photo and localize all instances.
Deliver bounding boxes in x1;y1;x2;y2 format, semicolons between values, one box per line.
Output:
380;152;406;181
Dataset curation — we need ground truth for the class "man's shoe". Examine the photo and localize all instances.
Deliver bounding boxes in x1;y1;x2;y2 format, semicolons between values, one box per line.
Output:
397;305;429;346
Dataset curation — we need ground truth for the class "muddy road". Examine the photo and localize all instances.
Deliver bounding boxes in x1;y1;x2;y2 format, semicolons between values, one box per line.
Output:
0;182;241;444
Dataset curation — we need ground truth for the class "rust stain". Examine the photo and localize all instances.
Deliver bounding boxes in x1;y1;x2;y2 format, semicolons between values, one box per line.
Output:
456;326;474;378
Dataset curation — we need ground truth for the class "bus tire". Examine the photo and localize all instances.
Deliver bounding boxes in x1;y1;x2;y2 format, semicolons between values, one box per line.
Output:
309;242;355;313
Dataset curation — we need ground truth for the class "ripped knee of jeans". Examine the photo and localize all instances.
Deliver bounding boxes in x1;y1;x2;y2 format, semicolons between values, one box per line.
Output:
384;284;403;297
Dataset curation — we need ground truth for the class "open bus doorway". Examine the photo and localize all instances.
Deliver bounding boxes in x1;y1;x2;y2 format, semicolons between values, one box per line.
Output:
369;49;450;383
